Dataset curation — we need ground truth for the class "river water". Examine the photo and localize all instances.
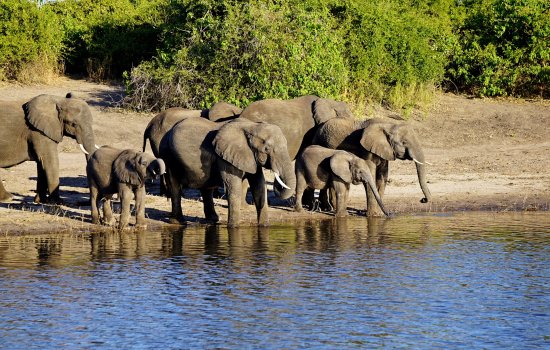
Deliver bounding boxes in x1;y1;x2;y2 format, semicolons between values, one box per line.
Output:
0;212;548;349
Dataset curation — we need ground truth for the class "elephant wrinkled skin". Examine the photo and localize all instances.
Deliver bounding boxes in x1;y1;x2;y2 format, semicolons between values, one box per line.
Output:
160;118;296;227
87;146;166;230
0;93;96;203
295;145;388;217
313;117;432;216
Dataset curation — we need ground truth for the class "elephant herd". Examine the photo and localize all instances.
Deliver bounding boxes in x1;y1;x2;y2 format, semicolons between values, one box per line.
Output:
0;93;432;229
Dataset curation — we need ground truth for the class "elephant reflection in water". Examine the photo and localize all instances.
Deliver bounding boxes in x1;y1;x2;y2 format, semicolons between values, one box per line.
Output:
293;217;392;251
90;231;150;260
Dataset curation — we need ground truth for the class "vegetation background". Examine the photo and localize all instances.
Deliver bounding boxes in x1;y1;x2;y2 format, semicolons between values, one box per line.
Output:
1;0;548;113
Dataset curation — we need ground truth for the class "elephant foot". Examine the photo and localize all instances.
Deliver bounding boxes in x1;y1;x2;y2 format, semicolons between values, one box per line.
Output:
169;216;186;225
0;191;13;202
34;194;64;205
205;215;220;223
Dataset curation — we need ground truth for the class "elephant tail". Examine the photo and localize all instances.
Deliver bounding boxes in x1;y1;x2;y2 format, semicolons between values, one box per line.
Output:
142;125;151;152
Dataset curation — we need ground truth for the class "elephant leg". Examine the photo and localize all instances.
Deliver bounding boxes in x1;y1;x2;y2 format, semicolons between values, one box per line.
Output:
294;171;307;212
118;185;133;230
0;175;13;202
333;182;349;217
364;160;385;217
241;178;250;206
248;172;268;226
302;187;315;210
319;188;334;212
34;163;48;203
134;186;147;228
166;169;184;224
376;160;389;197
90;184;100;225
102;195;115;226
37;153;62;204
222;171;244;228
200;188;219;223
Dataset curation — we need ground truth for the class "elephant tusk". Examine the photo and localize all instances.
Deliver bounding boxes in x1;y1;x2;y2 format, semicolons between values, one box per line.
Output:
274;172;291;190
79;143;89;155
95;144;100;149
412;158;432;165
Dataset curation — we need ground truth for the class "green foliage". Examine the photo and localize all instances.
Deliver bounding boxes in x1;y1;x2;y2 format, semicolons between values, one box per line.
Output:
125;0;455;111
125;0;349;110
448;0;550;97
0;0;63;82
49;0;166;80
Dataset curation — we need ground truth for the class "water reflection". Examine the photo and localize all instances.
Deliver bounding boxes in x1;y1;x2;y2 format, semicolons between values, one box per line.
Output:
0;212;549;349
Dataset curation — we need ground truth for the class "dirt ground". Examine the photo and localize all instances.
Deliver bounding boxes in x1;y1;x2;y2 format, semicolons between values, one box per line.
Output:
1;77;549;234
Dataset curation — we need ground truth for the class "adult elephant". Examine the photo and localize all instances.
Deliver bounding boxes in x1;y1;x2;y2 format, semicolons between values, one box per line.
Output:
0;93;96;203
238;95;354;160
160;118;295;227
143;101;241;196
312;117;432;216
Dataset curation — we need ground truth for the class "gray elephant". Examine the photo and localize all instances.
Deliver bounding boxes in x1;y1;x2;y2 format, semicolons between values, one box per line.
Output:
87;146;166;230
295;146;389;217
0;93;96;203
238;95;354;160
313;117;432;216
160;117;295;227
143;102;241;196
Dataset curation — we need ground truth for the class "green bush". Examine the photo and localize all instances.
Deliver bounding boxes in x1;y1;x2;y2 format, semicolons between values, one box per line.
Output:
124;0;349;110
49;0;166;80
0;0;64;82
124;0;455;112
447;0;550;97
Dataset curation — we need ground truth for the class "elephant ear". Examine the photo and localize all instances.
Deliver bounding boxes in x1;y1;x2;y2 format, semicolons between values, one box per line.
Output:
23;95;63;143
330;152;353;183
360;124;396;161
313;98;354;124
213;120;257;174
114;150;144;186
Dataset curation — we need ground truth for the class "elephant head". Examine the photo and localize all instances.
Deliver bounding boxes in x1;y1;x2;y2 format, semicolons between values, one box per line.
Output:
360;120;432;202
330;151;389;216
23;93;96;159
213;119;296;199
114;150;166;186
313;97;354;124
208;101;242;121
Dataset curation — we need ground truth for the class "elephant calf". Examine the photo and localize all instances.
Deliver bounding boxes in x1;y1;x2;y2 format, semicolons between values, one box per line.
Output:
86;146;166;230
295;146;388;217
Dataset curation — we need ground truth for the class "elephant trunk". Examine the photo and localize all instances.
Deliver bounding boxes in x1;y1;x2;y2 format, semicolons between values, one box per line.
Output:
363;172;389;216
271;156;296;200
76;129;96;161
410;148;432;203
152;158;166;177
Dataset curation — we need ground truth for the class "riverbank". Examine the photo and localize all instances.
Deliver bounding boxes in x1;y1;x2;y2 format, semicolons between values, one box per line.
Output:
1;78;549;234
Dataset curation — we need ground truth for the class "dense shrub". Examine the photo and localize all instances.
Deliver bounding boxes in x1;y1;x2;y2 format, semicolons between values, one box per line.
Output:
124;0;455;112
447;0;550;97
124;1;349;110
0;0;64;82
48;0;166;80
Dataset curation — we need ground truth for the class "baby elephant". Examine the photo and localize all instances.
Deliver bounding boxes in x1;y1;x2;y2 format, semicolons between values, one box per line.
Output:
87;146;166;230
295;145;389;217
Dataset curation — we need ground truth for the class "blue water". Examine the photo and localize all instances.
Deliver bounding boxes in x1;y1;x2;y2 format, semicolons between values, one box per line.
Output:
0;212;549;349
